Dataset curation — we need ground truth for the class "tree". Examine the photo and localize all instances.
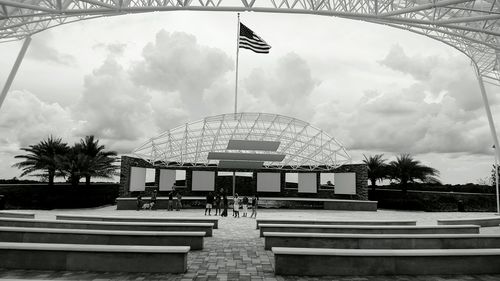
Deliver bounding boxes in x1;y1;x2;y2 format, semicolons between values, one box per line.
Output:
78;135;118;185
388;154;440;192
13;136;69;185
363;154;389;188
56;144;86;185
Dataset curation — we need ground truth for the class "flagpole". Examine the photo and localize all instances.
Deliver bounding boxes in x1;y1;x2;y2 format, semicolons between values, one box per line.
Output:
234;13;240;115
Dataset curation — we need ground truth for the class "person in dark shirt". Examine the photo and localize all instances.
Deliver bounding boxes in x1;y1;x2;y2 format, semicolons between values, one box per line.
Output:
136;195;142;211
250;194;259;218
168;189;174;211
205;192;214;216
150;190;157;210
221;194;228;217
242;196;249;217
214;193;221;216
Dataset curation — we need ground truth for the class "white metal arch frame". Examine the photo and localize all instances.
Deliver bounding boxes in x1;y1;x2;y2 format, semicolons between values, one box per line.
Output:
133;112;352;170
0;0;499;83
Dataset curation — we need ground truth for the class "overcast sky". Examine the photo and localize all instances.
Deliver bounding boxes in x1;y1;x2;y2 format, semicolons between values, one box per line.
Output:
0;11;498;184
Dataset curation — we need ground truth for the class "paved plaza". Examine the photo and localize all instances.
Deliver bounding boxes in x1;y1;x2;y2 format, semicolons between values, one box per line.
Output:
0;206;499;280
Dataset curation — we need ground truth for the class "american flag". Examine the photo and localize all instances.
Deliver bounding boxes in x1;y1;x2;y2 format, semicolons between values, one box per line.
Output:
239;23;271;54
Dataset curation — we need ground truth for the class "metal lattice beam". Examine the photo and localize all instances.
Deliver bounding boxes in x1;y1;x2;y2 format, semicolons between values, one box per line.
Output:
0;0;500;83
133;112;352;170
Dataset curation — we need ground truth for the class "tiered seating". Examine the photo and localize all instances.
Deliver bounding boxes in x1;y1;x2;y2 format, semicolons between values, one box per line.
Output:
0;242;189;273
273;247;500;275
56;214;219;229
437;216;500;227
0;214;220;273
0;211;35;219
259;223;479;237
0;227;205;250
256;218;416;229
264;232;500;250
267;218;500;276
0;218;214;236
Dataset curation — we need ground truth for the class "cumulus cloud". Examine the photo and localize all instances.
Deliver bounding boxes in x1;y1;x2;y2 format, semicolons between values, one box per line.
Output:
130;30;234;109
0;90;77;179
73;57;155;142
242;53;320;121
27;34;76;66
378;44;494;112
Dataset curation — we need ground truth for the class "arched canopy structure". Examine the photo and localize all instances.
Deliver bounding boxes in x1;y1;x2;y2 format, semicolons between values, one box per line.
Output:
0;0;500;84
133;112;352;170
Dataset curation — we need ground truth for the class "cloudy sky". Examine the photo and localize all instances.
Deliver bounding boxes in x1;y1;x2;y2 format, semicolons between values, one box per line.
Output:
0;11;498;184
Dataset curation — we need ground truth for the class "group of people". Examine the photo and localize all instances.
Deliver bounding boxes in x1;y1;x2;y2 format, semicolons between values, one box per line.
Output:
205;192;258;218
136;188;182;211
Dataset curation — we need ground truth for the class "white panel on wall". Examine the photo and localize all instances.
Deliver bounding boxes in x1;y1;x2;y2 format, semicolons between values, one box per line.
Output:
298;173;317;193
159;170;176;191
129;167;146;192
192;171;215;191
335;173;356;195
257;173;281;192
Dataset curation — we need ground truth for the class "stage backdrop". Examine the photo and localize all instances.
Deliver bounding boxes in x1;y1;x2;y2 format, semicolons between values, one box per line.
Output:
335;172;356;194
159;169;176;191
129;167;146;192
192;171;215;191
298;173;317;193
257;173;281;192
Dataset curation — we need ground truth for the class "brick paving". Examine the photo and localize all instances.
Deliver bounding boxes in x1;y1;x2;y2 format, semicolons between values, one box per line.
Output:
0;207;499;280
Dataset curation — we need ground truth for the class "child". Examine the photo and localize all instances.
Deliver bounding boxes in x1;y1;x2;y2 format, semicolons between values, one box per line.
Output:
233;193;240;218
242;196;249;217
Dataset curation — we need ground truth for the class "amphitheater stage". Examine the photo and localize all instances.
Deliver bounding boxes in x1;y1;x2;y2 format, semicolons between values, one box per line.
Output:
116;197;377;211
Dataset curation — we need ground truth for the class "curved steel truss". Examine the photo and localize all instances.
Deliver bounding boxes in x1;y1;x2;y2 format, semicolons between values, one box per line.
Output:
0;0;500;84
133;112;352;170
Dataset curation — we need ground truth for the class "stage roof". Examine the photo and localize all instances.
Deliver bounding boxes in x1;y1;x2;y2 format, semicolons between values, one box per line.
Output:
132;112;351;170
0;0;500;84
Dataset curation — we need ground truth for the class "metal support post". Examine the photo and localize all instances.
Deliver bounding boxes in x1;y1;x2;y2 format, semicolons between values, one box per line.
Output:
495;149;499;215
474;63;500;214
232;171;236;196
0;36;32;111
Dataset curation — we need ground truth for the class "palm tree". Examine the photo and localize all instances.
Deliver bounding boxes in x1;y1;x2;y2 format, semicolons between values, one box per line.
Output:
78;135;118;185
388;154;440;192
363;154;389;188
13;136;69;185
56;143;89;186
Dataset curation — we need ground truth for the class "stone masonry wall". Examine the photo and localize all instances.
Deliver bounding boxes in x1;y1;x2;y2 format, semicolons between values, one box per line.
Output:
120;156;368;200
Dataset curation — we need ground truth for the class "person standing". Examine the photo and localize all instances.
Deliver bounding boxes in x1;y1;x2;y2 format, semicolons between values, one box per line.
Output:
221;194;228;217
150;189;157;210
214;192;221;216
205;192;213;216
136;195;142;211
167;189;174;211
233;193;240;218
242;195;249;217
250;194;259;218
176;190;182;211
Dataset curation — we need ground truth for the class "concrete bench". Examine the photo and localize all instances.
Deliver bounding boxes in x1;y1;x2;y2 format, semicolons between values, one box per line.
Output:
0;226;205;250
256;219;416;229
0;218;213;237
264;232;500;250
273;247;500;275
0;242;189;273
0;211;35;219
258;224;479;237
56;214;218;229
437;216;500;227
